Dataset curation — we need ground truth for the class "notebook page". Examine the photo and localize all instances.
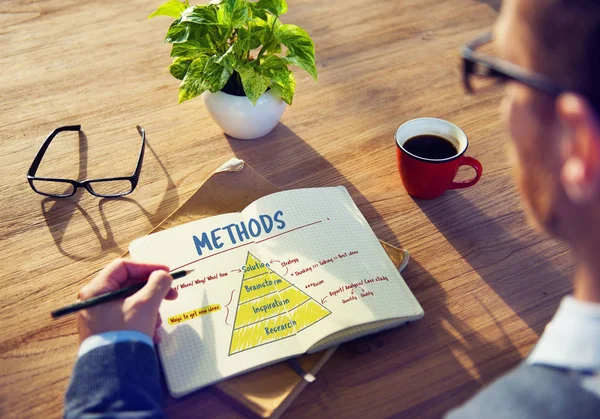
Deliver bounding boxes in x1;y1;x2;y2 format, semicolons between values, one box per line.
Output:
129;213;303;397
241;187;424;352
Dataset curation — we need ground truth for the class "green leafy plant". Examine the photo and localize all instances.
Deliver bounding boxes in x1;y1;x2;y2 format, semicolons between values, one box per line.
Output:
149;0;317;105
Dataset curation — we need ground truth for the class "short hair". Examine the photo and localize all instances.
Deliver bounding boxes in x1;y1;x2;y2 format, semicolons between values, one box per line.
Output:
520;0;600;113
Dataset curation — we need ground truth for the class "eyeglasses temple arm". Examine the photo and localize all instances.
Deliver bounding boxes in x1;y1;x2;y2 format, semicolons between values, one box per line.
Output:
460;33;493;95
27;125;81;177
131;125;146;186
464;32;493;52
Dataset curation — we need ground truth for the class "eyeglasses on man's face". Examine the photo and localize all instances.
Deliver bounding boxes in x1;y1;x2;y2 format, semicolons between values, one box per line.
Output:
27;125;146;198
460;32;567;96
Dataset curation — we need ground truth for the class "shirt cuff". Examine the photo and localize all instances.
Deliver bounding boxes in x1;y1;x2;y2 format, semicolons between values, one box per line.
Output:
527;296;600;371
78;331;154;358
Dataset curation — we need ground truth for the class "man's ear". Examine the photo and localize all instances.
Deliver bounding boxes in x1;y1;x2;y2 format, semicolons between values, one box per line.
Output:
556;93;600;204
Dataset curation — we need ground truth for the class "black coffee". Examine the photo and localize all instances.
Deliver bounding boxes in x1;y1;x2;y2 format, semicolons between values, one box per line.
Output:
403;135;458;159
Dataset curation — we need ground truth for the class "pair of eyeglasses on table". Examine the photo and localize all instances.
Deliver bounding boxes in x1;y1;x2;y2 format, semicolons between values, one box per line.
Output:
27;125;145;198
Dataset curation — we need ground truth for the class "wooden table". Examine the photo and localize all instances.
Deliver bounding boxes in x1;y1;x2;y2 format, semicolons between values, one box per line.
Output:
0;0;574;417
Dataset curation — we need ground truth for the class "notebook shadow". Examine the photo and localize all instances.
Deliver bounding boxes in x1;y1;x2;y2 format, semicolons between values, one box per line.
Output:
396;259;522;416
41;137;179;260
415;192;569;336
225;124;402;248
294;258;522;417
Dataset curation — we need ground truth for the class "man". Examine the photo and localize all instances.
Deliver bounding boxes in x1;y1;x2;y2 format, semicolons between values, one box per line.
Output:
64;260;176;418
66;0;600;417
447;0;600;417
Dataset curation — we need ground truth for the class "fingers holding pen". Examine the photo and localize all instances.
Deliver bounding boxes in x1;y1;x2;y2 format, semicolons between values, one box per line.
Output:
79;259;170;299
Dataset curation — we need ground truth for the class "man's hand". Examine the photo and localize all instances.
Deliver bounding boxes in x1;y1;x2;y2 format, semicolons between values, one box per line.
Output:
77;259;178;343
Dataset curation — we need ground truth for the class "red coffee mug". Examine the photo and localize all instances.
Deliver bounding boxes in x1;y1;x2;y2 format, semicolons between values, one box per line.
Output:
395;118;482;200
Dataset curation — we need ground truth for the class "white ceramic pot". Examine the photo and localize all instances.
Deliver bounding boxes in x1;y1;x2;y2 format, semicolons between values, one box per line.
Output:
202;90;287;140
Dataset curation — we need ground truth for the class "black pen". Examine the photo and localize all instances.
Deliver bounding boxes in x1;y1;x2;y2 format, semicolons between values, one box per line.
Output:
50;269;193;319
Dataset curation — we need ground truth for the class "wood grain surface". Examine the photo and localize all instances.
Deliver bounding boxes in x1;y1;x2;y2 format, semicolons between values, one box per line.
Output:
0;0;573;418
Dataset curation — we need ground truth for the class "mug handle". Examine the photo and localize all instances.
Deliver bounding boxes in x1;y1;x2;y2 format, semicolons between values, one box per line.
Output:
449;156;483;189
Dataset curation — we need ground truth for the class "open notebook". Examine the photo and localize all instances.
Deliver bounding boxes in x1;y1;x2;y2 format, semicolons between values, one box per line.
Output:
129;186;424;397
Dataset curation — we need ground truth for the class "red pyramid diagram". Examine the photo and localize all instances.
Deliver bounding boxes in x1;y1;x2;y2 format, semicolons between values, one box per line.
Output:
229;252;331;355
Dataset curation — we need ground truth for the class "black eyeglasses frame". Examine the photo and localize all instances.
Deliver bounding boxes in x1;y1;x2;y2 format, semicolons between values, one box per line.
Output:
460;32;568;97
26;125;146;198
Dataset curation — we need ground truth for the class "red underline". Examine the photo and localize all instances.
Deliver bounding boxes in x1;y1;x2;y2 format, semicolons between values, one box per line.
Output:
255;220;322;244
170;220;322;271
171;241;255;271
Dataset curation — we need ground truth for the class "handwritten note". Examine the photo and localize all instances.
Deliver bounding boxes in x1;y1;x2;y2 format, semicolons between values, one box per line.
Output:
168;304;222;325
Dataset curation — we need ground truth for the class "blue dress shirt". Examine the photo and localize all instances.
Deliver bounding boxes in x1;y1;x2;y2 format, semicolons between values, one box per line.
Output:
527;296;600;396
78;330;154;358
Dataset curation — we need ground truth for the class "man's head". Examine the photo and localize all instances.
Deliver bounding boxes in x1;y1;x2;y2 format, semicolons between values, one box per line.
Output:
494;0;600;256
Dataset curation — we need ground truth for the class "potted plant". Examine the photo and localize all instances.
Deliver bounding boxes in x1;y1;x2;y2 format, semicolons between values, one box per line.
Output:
149;0;317;140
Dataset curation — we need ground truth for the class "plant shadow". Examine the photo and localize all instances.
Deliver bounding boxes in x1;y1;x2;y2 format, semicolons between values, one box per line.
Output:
224;123;402;248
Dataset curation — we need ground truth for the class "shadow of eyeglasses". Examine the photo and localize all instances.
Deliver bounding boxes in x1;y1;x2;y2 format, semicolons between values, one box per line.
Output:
40;132;180;261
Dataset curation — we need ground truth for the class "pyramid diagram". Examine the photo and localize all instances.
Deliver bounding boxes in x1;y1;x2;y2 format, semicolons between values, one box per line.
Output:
229;252;331;355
